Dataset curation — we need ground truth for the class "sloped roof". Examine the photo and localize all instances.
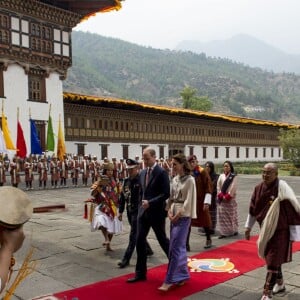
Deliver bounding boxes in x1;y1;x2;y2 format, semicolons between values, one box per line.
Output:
39;0;122;19
63;92;299;129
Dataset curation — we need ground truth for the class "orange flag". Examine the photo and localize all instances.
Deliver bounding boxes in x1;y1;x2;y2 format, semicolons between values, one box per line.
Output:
56;115;66;161
1;112;16;150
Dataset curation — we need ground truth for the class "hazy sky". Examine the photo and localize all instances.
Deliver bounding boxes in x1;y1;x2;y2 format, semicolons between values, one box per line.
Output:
75;0;300;55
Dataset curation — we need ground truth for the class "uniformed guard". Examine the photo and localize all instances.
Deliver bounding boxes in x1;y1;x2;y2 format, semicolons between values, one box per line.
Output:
89;155;100;183
50;156;59;188
37;156;48;189
10;156;21;188
58;154;69;188
81;154;90;186
117;158;153;268
118;158;127;182
70;155;80;187
24;156;34;190
0;154;6;186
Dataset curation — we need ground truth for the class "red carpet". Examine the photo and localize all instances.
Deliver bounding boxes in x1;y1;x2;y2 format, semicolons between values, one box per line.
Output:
51;237;300;300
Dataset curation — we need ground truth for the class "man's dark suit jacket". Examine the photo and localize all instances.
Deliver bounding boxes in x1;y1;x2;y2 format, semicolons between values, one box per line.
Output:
139;164;170;219
133;164;170;278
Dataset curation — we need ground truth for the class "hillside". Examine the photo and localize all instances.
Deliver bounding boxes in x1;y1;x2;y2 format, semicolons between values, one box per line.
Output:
176;34;300;75
64;31;300;123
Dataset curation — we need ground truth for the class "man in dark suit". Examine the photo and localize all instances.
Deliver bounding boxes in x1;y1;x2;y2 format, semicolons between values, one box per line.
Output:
127;147;170;283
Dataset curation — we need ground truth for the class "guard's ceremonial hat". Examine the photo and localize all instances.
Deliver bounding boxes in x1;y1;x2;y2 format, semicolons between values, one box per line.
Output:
126;158;139;169
0;186;33;228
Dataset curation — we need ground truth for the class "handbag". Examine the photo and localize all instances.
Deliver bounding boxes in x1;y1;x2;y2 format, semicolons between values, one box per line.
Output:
290;225;300;241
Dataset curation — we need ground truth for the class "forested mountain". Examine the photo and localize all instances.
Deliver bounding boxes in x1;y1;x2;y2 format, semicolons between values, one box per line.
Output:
64;31;300;123
176;34;300;75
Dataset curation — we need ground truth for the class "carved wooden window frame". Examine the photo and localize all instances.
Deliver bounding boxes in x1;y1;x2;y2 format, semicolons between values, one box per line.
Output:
225;146;230;159
100;144;108;160
236;146;240;158
245;147;249;158
0;13;9;45
76;143;86;156
0;64;4;98
28;68;46;102
30;22;52;54
158;145;164;159
122;144;129;159
202;146;207;159
214;146;219;159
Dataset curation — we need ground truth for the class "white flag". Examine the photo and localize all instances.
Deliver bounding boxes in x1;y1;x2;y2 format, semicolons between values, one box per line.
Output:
0;129;8;153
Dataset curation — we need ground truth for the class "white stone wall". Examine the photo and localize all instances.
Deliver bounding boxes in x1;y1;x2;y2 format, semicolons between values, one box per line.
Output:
66;141;281;163
2;63;64;158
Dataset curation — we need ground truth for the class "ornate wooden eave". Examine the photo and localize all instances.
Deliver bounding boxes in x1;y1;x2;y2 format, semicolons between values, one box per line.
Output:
38;0;122;22
0;0;122;28
63;92;299;130
0;0;81;28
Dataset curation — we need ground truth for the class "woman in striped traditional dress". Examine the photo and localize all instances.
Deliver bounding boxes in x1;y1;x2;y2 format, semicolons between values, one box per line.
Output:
158;153;197;292
217;161;238;238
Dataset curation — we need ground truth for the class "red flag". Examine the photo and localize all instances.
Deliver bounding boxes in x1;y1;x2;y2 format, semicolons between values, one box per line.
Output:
16;121;27;158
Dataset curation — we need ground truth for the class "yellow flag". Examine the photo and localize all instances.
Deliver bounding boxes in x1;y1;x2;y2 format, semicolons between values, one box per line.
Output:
1;112;16;150
57;116;66;161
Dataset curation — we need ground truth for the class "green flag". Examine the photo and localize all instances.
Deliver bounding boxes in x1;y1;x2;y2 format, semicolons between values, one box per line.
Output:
46;115;55;151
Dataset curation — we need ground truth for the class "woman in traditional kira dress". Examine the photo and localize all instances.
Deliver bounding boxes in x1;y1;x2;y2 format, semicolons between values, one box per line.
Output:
158;153;197;291
217;160;238;238
205;161;219;234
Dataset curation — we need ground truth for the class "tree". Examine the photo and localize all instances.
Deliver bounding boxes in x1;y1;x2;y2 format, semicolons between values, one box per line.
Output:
180;86;197;109
190;96;213;111
279;128;300;166
180;86;213;111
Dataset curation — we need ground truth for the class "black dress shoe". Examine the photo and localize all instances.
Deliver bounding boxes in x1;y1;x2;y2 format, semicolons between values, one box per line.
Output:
146;249;154;256
204;239;212;249
218;235;226;239
127;276;147;283
118;260;129;268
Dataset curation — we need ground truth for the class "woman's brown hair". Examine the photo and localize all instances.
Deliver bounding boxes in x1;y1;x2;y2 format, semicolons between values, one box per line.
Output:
172;153;192;175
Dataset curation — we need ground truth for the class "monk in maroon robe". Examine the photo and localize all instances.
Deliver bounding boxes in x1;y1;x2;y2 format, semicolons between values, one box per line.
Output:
245;162;300;300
